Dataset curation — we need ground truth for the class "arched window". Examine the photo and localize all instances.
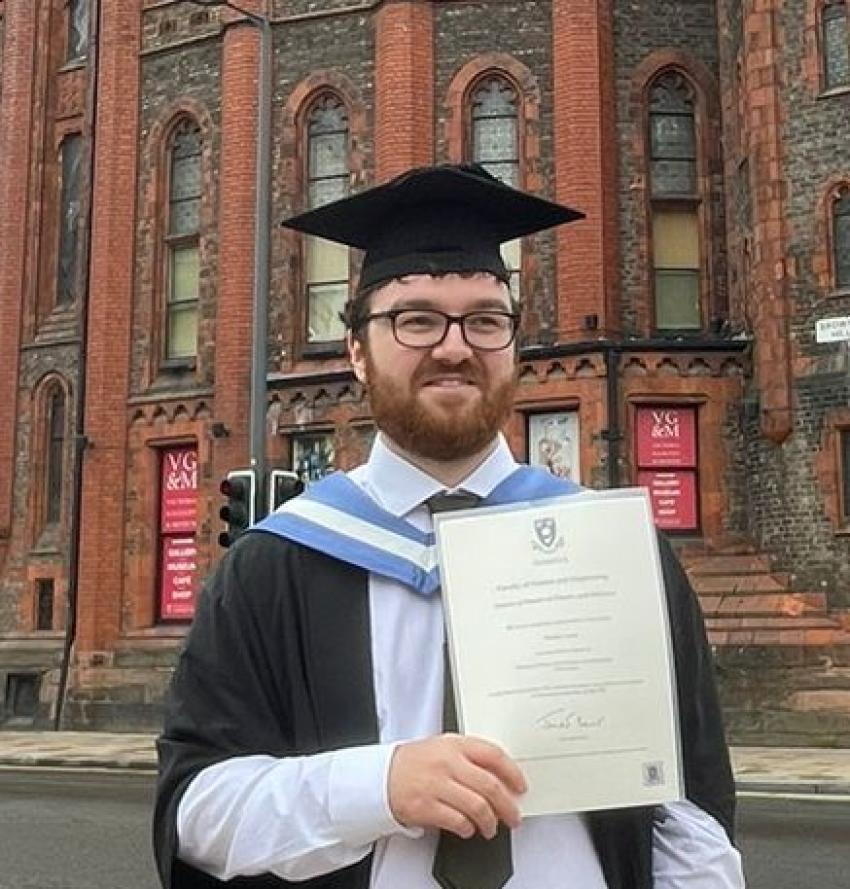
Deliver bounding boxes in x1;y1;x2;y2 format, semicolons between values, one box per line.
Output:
67;0;90;64
45;388;66;525
834;186;850;289
648;72;702;332
470;75;521;298
164;118;201;361
304;94;350;343
57;134;83;306
823;1;850;90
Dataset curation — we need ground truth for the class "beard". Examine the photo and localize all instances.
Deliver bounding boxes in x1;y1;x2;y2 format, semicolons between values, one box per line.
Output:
364;351;517;462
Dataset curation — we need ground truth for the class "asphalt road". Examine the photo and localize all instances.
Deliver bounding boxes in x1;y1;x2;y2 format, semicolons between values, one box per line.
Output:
0;769;848;888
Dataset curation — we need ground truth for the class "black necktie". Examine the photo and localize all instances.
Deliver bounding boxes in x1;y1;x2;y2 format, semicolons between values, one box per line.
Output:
426;492;514;889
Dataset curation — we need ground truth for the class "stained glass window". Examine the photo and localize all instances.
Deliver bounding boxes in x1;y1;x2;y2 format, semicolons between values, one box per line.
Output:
824;2;850;90
57;135;82;305
46;389;65;525
305;95;349;342
649;73;697;198
834;187;850;289
472;76;521;298
165;119;201;360
67;0;89;63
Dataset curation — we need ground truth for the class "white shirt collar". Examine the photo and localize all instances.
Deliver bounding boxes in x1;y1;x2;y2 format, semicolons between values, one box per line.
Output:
356;432;519;518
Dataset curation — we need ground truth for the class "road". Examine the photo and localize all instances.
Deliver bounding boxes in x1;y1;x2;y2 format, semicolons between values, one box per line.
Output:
0;769;848;888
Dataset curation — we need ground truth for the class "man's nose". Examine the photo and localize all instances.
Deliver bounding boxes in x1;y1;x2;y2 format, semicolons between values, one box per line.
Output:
430;318;474;362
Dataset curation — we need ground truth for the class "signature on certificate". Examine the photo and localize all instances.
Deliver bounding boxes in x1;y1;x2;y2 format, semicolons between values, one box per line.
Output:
535;706;607;732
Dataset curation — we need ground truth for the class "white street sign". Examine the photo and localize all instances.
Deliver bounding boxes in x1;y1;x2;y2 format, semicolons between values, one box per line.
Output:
816;316;850;344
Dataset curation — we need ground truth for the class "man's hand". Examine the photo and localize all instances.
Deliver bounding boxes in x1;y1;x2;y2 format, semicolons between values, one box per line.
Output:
388;734;527;840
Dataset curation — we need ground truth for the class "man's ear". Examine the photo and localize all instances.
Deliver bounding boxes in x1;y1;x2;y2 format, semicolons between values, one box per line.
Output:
347;331;368;385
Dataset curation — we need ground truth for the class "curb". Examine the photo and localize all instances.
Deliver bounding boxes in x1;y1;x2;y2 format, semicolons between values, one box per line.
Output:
736;780;850;796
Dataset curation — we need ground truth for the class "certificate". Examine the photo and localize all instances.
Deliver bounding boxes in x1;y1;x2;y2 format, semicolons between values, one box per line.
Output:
433;488;683;817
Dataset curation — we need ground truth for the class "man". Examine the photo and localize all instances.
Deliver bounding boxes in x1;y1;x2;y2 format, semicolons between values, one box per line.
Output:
154;164;743;889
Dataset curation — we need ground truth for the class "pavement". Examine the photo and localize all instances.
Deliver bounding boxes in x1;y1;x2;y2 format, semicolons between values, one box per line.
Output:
0;732;849;796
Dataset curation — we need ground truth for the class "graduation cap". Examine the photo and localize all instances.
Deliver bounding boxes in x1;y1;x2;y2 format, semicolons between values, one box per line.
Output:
280;163;584;291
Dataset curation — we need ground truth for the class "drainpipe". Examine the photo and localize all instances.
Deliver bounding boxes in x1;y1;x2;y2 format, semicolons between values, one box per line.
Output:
55;0;99;730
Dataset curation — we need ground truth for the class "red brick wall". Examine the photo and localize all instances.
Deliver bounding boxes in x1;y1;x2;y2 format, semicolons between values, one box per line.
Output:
75;0;142;655
212;10;261;481
375;0;434;182
552;0;619;340
742;3;793;444
0;0;36;540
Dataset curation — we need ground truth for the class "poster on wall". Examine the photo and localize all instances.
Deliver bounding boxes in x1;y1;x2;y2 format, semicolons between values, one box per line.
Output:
159;536;198;620
527;411;580;483
637;470;698;531
160;446;198;533
636;407;697;468
159;445;199;620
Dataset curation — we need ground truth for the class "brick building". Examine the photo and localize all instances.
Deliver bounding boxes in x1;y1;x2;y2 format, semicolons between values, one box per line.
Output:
0;0;849;741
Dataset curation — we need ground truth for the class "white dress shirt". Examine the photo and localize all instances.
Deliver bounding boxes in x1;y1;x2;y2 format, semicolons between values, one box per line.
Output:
177;434;744;888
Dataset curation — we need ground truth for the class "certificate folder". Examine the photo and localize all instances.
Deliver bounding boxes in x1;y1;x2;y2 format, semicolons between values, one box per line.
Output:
433;488;683;817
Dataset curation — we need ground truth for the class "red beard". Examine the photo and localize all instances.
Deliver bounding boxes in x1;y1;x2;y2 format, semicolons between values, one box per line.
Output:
364;352;516;461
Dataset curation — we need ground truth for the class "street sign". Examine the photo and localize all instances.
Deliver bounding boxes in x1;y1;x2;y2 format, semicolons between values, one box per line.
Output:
816;316;850;343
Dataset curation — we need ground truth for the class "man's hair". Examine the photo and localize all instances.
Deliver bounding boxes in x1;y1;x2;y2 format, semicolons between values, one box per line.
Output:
342;272;521;341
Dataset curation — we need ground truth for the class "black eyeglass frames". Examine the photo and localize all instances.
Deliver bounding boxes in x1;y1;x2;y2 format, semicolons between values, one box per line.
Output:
357;308;520;351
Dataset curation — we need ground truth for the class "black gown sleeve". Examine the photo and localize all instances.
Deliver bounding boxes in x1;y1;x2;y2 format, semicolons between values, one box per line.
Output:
153;532;304;888
657;532;737;840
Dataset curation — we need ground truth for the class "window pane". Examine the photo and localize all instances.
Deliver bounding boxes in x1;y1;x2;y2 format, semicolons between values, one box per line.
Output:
310;131;348;179
649;73;697;197
501;238;521;300
68;0;89;62
293;434;336;483
651;159;697;197
653;208;700;268
472;77;517;118
655;270;701;330
308;177;348;209
478;161;519;188
308;95;348;136
36;579;55;632
824;3;850;90
58;135;83;305
307;283;347;342
170;245;199;303
169;121;201;235
842;429;850;521
171;155;201;202
47;390;65;524
835;191;850;288
167;303;198;359
307;236;348;283
473;117;518;164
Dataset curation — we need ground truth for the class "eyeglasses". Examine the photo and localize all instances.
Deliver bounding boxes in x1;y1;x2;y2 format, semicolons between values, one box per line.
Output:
359;309;521;351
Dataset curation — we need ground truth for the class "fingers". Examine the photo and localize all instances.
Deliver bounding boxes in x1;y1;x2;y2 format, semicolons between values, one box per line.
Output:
388;734;526;837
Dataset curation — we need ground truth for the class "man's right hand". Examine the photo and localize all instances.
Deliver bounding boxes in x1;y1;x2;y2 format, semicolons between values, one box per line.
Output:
387;734;527;840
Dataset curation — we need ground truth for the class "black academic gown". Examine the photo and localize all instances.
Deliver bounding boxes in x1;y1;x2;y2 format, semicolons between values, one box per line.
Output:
153;530;735;889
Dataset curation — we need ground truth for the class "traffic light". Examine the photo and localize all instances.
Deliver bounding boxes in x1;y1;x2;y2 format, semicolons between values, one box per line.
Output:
267;469;304;513
218;469;257;548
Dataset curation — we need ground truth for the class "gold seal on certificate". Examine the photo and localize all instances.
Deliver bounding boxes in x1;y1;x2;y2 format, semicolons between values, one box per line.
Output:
432;488;683;818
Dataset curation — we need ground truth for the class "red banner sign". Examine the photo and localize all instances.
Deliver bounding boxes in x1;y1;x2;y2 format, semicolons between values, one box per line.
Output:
638;470;698;531
636;407;697;468
159;537;198;620
161;446;198;534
